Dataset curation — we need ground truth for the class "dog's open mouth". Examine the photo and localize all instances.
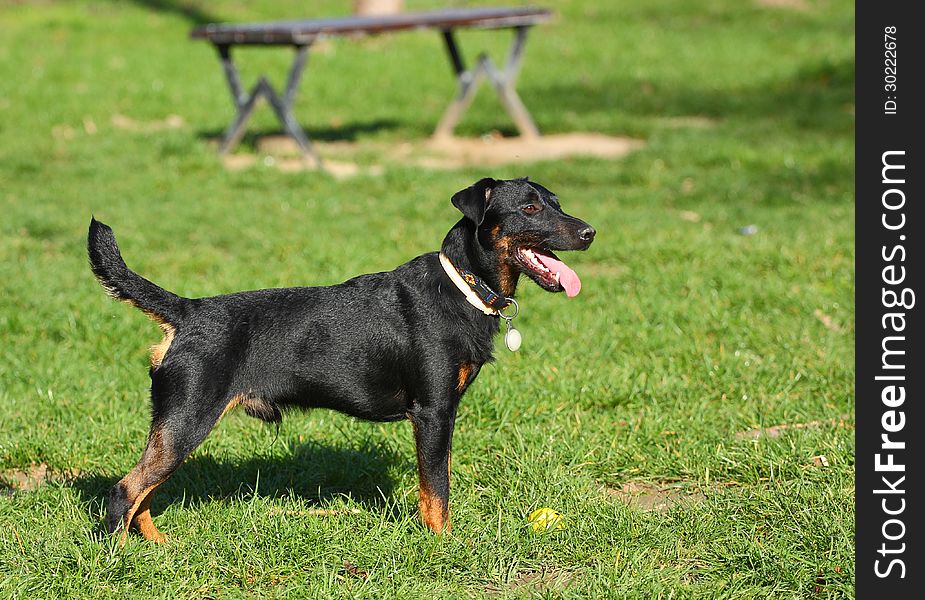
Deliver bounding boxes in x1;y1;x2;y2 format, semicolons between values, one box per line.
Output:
515;247;582;297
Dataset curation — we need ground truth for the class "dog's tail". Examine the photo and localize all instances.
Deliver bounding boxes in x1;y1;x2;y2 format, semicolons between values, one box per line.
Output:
88;217;189;327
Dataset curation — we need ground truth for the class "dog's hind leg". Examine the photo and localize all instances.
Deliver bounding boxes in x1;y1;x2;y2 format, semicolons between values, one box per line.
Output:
107;422;180;544
107;381;229;544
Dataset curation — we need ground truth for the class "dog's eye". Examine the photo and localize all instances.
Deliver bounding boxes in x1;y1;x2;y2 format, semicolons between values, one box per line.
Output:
521;204;542;215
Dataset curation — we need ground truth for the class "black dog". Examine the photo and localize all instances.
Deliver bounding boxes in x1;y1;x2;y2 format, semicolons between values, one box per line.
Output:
87;177;595;542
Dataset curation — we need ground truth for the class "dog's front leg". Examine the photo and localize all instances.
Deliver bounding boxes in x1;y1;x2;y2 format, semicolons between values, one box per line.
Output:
409;401;458;533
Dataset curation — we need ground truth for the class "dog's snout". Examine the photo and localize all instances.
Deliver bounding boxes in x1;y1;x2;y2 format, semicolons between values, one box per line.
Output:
578;226;596;243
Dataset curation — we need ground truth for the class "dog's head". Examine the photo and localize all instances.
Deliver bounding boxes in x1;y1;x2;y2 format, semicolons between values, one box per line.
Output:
451;177;595;297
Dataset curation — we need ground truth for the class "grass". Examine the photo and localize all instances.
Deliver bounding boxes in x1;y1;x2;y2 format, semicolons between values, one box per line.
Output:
0;0;854;597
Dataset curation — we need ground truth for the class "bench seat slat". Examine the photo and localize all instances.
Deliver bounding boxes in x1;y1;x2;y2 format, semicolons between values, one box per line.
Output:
190;7;552;45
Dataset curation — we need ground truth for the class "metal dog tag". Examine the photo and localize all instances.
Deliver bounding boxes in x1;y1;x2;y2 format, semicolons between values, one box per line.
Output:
500;298;521;352
504;323;522;352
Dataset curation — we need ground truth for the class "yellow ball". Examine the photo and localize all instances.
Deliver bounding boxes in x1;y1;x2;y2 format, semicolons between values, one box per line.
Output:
527;507;565;532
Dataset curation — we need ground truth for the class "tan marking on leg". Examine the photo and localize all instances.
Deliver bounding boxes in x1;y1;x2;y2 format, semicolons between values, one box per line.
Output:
418;484;450;533
117;428;173;545
456;362;473;393
131;487;166;544
149;324;175;369
409;418;451;534
119;481;160;546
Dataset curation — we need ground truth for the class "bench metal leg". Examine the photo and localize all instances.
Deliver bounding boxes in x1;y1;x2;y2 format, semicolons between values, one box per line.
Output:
215;44;323;167
434;26;540;139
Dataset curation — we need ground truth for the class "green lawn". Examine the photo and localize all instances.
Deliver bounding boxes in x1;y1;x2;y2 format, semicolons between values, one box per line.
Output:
0;0;854;597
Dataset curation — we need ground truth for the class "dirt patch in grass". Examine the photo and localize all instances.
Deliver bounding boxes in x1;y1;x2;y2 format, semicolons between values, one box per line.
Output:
606;481;706;513
222;153;370;179
0;463;80;495
734;415;853;440
419;133;643;169
814;308;843;332
111;113;186;132
220;132;643;176
484;567;577;597
1;463;50;494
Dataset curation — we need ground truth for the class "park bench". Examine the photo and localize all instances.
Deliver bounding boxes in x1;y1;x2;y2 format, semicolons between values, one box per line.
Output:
190;7;552;166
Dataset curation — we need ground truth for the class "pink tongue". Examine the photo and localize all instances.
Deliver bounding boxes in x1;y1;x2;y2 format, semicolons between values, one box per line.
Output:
535;252;582;297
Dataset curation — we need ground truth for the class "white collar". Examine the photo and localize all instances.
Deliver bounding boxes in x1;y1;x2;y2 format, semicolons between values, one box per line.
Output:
438;252;499;316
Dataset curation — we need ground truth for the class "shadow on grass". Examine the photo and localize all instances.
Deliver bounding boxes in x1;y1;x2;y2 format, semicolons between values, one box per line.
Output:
70;439;407;536
196;118;404;150
124;0;222;26
529;57;854;132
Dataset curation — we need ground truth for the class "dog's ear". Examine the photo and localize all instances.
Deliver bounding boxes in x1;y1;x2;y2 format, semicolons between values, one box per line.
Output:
451;178;497;225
